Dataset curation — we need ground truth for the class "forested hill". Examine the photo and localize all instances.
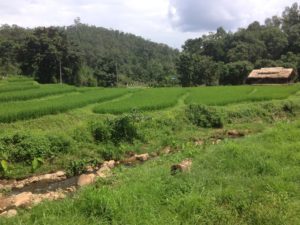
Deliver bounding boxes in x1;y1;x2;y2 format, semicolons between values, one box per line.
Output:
66;22;179;85
0;22;179;86
177;2;300;86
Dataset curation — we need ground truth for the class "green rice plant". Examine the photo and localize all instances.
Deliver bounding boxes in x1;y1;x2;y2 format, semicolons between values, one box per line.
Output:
0;84;76;102
0;81;39;93
93;88;186;114
0;88;128;123
185;85;300;106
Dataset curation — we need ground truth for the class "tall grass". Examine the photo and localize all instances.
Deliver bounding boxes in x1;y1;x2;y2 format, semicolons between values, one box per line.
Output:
93;88;186;114
0;84;76;102
2;121;299;224
0;88;128;123
185;85;300;105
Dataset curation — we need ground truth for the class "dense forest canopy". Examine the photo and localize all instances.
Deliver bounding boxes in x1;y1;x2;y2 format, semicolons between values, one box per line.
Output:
0;2;300;87
178;2;300;86
0;20;179;87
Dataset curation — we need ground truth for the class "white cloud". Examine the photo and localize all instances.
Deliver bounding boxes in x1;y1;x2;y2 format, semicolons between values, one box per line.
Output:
0;0;297;48
169;0;297;32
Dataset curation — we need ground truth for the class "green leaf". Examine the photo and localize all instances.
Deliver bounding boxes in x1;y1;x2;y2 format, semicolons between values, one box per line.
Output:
31;157;44;172
1;160;8;173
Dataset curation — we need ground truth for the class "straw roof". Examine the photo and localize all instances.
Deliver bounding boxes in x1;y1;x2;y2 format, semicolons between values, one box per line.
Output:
248;67;294;79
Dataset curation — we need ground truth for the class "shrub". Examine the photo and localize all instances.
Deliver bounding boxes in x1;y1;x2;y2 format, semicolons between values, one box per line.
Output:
111;116;139;143
0;133;73;164
186;104;224;128
91;121;111;143
1;133;51;163
47;134;73;154
66;159;88;176
90;115;141;145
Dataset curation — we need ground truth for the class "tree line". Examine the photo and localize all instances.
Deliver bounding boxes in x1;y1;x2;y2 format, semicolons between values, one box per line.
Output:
177;2;300;86
0;18;178;87
0;2;300;87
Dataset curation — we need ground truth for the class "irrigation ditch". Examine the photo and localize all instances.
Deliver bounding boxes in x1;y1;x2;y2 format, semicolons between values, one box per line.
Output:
0;129;248;218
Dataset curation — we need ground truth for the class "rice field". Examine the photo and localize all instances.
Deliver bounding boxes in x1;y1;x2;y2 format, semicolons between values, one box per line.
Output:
0;77;299;123
0;81;39;93
93;88;186;114
0;84;76;102
0;88;128;123
185;85;300;105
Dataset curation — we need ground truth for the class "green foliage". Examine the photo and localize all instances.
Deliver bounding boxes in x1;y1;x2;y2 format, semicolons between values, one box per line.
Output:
111;116;139;143
66;159;88;177
18;27;82;84
90;116;140;145
0;159;8;173
0;133;72;164
177;54;223;87
178;2;300;86
3;121;300;224
31;157;44;172
221;61;254;85
90;121;111;143
186;104;224;128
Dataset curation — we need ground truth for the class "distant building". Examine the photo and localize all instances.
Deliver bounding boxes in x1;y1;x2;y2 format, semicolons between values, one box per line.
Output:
246;67;297;84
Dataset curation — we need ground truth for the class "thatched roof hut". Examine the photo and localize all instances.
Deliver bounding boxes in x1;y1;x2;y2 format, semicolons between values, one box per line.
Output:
246;67;296;84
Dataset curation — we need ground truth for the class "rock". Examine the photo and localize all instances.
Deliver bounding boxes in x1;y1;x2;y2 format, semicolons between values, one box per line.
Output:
85;165;94;172
195;140;204;146
0;197;14;212
96;166;111;178
227;130;245;138
77;174;96;187
150;152;158;157
15;183;24;189
121;156;137;165
212;139;222;145
171;159;192;175
55;171;66;177
103;160;116;169
13;192;33;207
0;209;17;218
65;186;76;193
135;153;149;162
162;146;171;154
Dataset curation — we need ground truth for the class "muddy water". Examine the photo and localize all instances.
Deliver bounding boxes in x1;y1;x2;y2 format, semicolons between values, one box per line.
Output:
10;176;79;195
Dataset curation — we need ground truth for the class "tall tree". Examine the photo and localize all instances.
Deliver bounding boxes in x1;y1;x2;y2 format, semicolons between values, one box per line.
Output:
18;27;82;84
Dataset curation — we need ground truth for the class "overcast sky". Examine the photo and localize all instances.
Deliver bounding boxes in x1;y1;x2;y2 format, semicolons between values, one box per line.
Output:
0;0;297;49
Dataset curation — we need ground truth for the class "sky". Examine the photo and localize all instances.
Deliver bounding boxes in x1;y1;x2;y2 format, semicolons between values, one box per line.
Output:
0;0;297;49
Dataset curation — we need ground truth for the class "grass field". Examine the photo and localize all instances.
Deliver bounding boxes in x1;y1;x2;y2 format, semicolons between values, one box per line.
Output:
0;77;300;224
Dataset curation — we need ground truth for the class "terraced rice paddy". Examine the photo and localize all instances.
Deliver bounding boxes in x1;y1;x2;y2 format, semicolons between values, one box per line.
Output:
0;88;128;123
185;85;300;105
93;88;186;114
0;84;76;102
0;77;299;123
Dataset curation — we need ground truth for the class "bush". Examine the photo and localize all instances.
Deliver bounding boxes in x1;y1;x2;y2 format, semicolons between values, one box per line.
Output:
66;159;88;176
90;115;141;145
91;121;111;143
1;133;50;163
47;134;73;154
111;116;139;143
186;104;224;128
0;132;73;164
